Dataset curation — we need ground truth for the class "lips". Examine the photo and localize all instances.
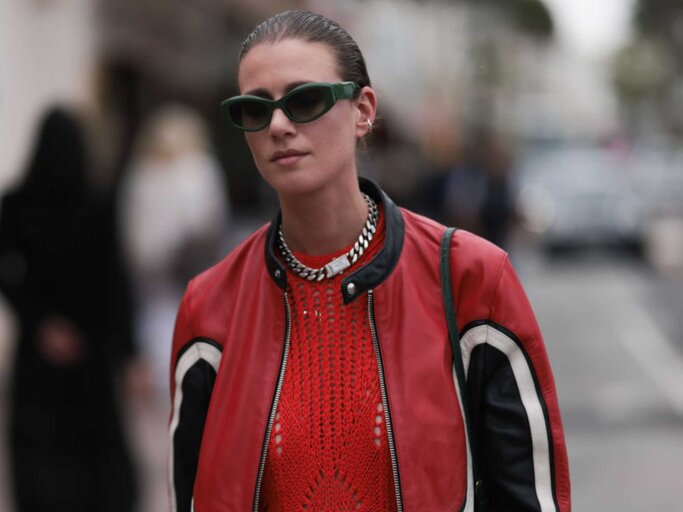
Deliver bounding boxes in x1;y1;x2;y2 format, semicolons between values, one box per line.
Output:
270;149;308;162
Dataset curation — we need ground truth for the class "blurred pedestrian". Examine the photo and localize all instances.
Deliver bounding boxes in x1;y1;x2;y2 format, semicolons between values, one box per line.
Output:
169;10;570;512
442;143;487;236
417;96;463;221
119;105;229;399
0;107;138;512
478;136;515;249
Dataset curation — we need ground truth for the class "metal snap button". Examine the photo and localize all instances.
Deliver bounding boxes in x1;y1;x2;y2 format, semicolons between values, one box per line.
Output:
346;282;357;296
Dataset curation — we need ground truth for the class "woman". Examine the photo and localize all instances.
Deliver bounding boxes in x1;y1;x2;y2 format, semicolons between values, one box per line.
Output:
170;10;570;512
0;107;137;511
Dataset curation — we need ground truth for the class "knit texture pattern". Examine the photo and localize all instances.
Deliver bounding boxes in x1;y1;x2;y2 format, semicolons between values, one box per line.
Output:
260;210;397;512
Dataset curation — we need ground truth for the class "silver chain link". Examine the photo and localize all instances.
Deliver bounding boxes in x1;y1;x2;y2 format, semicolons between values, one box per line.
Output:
278;193;379;281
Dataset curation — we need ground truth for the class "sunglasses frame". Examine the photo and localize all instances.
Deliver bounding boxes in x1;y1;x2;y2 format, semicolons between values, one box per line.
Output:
221;81;360;132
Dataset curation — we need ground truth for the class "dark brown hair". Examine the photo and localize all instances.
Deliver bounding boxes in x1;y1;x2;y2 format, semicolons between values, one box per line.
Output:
239;10;371;91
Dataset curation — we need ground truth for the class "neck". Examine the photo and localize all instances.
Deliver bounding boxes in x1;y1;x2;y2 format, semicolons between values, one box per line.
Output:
279;177;368;256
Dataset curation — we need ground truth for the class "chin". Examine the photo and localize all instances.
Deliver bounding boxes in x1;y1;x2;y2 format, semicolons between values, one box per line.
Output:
260;167;330;198
273;176;327;198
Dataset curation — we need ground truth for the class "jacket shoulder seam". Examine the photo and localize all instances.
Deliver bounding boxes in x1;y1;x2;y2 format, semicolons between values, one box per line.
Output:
486;251;509;321
185;278;198;338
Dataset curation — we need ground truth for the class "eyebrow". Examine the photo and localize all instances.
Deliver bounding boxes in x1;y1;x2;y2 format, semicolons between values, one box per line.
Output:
243;81;310;98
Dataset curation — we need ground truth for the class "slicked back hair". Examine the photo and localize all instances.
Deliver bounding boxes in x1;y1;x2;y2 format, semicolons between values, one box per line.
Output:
239;10;371;93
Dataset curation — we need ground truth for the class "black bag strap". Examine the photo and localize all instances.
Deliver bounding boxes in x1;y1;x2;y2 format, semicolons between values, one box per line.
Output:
440;227;483;508
440;227;473;433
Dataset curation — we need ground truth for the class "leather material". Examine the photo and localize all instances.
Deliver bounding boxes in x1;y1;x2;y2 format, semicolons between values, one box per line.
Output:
172;224;288;511
369;210;468;510
170;182;571;512
469;343;541;511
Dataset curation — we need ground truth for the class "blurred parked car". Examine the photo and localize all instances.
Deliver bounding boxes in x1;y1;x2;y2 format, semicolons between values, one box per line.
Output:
632;149;683;273
515;146;645;254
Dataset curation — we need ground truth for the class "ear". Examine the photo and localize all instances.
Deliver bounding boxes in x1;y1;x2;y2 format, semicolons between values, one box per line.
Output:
354;86;378;139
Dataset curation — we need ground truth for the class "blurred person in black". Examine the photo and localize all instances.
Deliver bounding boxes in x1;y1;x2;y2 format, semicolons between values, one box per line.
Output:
478;135;515;250
0;107;138;512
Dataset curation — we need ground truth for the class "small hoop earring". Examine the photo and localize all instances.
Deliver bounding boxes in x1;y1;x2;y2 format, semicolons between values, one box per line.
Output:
367;119;373;130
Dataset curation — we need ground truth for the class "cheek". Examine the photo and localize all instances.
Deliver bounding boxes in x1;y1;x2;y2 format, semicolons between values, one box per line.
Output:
243;134;273;180
315;112;357;154
245;134;266;163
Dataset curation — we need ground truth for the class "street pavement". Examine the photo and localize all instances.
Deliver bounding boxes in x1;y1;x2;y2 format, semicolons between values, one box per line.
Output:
515;248;683;512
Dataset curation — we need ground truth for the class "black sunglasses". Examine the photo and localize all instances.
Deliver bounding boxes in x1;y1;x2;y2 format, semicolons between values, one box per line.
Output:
221;81;360;132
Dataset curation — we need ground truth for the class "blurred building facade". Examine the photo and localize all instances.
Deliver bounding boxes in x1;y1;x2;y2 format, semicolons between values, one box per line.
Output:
2;0;626;206
613;0;683;144
0;0;96;192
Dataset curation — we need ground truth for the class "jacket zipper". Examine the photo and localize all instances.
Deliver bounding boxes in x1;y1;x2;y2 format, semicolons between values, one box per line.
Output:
253;292;292;512
368;290;404;512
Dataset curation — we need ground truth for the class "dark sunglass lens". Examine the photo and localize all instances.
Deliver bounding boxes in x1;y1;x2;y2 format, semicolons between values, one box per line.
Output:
286;87;328;122
231;101;269;130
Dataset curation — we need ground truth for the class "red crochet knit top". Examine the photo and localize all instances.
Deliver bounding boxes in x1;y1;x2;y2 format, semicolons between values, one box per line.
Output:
260;209;397;512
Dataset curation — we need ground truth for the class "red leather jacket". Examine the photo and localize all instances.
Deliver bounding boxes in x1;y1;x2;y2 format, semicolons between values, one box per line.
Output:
169;179;571;512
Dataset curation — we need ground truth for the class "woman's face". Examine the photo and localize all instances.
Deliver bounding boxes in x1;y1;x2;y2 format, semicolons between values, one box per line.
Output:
237;38;373;197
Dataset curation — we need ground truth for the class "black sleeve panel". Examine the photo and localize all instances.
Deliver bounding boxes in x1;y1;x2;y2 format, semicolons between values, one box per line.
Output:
468;344;542;512
172;359;217;512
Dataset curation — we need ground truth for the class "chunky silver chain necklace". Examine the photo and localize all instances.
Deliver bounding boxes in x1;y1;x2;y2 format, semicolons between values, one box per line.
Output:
278;193;379;281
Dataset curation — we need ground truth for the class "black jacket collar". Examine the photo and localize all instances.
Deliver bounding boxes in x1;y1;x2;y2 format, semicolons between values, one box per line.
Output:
265;177;405;303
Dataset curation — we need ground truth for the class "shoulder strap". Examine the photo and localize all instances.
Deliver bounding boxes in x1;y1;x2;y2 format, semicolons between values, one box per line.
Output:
440;227;472;430
440;227;483;509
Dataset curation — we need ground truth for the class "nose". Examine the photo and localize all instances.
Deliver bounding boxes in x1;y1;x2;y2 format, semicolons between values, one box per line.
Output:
268;107;296;138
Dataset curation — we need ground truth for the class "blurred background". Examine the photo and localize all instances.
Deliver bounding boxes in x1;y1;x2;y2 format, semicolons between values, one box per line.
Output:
1;0;682;510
